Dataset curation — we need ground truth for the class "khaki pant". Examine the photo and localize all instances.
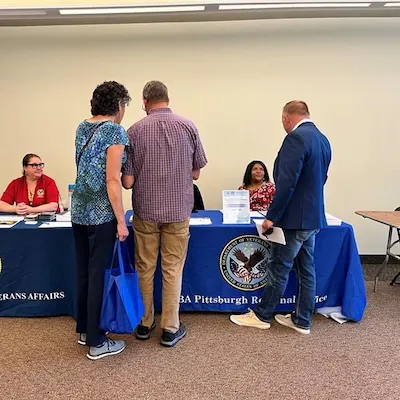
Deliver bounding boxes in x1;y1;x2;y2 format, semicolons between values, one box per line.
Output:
133;215;189;333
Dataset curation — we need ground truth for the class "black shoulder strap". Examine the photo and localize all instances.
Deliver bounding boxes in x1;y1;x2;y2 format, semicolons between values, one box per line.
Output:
77;121;107;167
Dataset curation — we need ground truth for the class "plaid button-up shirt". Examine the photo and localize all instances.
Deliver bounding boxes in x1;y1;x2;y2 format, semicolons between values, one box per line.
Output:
124;108;207;223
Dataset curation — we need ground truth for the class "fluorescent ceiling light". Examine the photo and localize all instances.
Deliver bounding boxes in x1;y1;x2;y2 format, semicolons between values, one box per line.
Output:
219;2;371;9
384;2;400;5
59;6;205;15
0;10;46;16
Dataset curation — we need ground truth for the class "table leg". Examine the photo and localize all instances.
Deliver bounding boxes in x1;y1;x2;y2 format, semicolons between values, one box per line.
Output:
390;271;400;286
390;229;400;286
374;227;393;292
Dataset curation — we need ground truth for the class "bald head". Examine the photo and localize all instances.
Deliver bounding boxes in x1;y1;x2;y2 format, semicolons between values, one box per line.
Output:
282;100;310;133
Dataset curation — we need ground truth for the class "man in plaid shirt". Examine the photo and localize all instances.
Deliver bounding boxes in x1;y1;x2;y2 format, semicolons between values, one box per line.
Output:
122;81;207;347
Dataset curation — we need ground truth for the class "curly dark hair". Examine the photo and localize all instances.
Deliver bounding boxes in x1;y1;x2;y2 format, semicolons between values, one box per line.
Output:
90;81;131;116
243;160;270;187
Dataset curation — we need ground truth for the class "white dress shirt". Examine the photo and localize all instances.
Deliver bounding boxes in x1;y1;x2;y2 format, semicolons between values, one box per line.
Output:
292;118;313;132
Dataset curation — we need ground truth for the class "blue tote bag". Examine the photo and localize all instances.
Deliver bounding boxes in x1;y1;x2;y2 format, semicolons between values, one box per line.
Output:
100;240;144;334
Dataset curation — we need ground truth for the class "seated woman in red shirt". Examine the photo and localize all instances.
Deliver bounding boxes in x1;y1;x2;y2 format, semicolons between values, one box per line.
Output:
0;153;60;215
239;160;276;211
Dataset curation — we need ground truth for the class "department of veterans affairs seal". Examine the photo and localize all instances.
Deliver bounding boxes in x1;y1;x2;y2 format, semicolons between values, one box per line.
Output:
219;235;270;291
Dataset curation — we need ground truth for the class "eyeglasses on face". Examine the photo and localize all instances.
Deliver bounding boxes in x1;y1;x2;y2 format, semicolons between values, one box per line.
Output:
26;163;45;169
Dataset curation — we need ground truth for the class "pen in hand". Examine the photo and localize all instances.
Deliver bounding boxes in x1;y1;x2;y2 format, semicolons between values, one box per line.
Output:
257;210;266;218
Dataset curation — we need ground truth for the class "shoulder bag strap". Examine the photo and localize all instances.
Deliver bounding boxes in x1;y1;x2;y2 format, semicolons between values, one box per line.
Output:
77;121;108;168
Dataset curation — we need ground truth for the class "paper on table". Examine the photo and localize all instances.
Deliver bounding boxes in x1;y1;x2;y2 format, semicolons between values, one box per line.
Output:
0;221;19;229
0;215;24;222
56;211;71;222
189;218;212;226
39;222;72;228
325;213;342;226
254;219;286;245
250;211;267;218
222;190;250;224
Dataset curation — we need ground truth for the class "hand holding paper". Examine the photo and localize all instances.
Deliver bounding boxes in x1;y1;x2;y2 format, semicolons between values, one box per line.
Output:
254;219;286;245
262;218;274;232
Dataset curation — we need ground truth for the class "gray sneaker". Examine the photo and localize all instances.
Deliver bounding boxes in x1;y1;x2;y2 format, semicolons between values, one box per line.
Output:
160;324;187;347
78;333;87;346
87;339;126;360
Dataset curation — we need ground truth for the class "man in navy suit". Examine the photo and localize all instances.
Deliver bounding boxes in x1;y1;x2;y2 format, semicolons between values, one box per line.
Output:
230;101;331;334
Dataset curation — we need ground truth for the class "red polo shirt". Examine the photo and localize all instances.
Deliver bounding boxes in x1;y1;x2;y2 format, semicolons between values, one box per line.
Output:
1;175;59;207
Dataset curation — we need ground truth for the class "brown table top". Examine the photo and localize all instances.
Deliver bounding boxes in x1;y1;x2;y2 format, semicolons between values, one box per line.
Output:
355;211;400;229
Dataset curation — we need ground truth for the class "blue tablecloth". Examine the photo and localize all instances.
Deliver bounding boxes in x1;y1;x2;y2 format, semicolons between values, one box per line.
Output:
0;211;367;321
0;220;76;317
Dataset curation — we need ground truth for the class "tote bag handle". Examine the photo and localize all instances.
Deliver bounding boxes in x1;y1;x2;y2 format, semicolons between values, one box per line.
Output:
111;239;132;278
110;240;125;277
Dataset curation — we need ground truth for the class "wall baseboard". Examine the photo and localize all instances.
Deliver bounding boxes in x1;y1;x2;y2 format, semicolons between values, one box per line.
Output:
360;254;400;264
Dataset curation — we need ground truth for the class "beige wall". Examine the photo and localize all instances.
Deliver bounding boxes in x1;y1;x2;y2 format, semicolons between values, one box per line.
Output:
1;18;399;253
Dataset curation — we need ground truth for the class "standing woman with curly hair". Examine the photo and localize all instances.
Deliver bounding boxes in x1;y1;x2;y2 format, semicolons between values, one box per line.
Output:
71;81;131;360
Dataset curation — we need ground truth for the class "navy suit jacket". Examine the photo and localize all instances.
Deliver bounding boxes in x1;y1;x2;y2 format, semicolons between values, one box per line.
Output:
266;122;331;230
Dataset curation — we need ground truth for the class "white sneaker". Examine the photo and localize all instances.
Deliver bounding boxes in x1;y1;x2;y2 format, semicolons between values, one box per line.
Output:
230;310;271;329
274;314;310;335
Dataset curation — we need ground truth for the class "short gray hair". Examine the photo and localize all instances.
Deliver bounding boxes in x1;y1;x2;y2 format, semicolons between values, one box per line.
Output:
283;100;309;116
142;81;169;103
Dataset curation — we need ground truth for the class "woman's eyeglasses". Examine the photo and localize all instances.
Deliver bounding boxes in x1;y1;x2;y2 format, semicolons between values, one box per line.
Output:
26;163;45;169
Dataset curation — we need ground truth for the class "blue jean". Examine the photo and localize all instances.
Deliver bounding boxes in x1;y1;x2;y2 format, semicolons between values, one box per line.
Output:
254;229;318;329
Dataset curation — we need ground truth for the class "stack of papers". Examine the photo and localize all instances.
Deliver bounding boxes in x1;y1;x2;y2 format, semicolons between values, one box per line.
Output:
0;215;23;229
24;213;40;221
0;215;23;222
326;213;342;226
189;217;212;226
56;211;71;222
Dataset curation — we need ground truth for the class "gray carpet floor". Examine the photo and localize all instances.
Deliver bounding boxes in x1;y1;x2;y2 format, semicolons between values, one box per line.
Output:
1;278;399;400
362;263;400;282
